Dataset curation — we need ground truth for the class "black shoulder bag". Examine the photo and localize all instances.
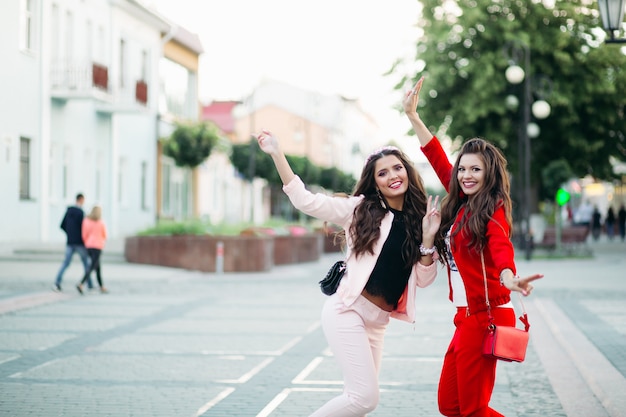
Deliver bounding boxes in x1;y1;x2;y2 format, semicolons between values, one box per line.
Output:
319;260;346;295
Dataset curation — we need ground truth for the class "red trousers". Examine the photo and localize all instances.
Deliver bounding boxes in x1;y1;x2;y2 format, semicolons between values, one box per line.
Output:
437;306;515;417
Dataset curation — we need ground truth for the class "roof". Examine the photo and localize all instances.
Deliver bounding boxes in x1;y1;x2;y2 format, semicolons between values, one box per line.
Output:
171;26;204;55
201;101;241;133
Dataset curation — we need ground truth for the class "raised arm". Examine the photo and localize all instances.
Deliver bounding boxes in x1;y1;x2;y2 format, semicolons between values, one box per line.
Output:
402;76;435;147
256;130;295;185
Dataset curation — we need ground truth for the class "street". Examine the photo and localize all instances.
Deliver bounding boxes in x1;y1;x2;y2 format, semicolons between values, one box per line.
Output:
0;239;624;417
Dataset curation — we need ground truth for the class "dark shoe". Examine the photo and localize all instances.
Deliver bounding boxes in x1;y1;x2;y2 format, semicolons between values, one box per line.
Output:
76;284;84;295
52;284;62;292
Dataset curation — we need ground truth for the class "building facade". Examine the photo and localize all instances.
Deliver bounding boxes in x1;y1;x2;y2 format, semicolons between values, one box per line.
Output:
156;26;203;221
233;79;380;182
0;0;184;243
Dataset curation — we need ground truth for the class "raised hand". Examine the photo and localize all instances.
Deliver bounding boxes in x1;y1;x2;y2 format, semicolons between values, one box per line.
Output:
256;129;280;156
422;194;441;240
255;129;295;185
402;76;424;116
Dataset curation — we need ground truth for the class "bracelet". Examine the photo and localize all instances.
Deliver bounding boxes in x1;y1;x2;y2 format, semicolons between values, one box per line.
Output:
500;275;519;286
419;243;436;256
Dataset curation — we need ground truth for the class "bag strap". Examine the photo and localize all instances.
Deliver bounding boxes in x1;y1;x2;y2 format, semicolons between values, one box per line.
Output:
480;251;494;324
480;251;530;332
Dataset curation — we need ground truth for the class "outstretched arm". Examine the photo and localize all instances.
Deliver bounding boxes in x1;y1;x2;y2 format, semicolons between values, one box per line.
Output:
256;130;295;185
402;76;435;147
499;269;543;296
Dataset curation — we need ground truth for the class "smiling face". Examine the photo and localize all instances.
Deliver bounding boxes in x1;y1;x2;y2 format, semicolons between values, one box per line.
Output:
374;154;408;210
457;153;485;197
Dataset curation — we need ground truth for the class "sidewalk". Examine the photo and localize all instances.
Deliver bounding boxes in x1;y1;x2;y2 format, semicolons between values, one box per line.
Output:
0;237;126;263
0;237;624;416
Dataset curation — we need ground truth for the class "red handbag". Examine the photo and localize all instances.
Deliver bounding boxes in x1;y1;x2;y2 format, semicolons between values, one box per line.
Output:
480;252;530;362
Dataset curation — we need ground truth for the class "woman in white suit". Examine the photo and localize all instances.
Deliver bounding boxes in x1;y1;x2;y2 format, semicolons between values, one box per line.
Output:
256;130;443;417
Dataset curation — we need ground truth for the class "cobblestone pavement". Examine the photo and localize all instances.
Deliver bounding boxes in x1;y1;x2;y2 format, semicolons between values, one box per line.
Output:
0;238;624;417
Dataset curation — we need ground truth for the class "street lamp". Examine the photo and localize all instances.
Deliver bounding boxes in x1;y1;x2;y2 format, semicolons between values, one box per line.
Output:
598;0;626;43
504;42;551;260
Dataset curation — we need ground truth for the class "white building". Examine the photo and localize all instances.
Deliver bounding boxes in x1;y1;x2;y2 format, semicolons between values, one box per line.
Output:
0;0;180;244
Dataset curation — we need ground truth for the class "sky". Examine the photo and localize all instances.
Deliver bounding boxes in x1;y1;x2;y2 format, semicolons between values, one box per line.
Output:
148;0;424;149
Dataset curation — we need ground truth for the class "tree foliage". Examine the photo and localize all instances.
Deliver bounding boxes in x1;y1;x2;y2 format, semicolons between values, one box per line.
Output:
230;140;356;193
391;0;626;197
319;167;357;194
541;159;575;199
162;122;219;168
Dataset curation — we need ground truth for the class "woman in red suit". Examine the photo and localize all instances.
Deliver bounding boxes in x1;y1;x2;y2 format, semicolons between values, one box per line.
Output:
403;76;543;417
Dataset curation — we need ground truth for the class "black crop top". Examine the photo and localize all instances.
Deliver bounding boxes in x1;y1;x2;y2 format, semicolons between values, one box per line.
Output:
364;208;412;307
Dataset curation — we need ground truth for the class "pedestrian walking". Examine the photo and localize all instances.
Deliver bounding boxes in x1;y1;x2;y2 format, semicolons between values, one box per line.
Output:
256;129;444;417
618;204;626;242
605;206;616;240
76;205;108;294
53;193;92;291
403;75;543;417
591;206;602;241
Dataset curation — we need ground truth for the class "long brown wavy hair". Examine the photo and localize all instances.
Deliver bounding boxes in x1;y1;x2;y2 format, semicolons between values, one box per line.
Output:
438;138;512;257
344;147;445;266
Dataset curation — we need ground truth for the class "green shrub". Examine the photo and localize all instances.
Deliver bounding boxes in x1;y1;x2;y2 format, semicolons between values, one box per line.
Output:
136;217;314;237
137;220;208;236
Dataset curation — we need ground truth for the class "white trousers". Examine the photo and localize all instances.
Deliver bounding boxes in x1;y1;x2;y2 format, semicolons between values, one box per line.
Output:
309;293;391;417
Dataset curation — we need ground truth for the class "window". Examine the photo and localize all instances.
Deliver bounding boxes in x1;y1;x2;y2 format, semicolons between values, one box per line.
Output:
96;26;105;64
19;137;31;199
50;4;60;86
48;145;56;200
65;10;73;61
65;10;74;88
19;0;35;51
141;161;148;210
62;147;70;199
118;157;126;203
96;152;103;202
141;49;148;81
119;39;126;88
85;20;93;62
162;163;171;213
159;58;189;117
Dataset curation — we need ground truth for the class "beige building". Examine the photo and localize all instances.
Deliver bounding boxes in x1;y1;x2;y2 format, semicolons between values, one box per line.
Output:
156;26;204;221
233;79;379;180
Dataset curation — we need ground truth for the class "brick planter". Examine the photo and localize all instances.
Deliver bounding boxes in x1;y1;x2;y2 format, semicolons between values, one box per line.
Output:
124;235;274;272
273;233;324;265
314;227;343;253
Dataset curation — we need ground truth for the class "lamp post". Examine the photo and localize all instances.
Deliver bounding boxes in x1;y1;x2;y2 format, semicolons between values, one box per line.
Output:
598;0;626;43
505;42;551;260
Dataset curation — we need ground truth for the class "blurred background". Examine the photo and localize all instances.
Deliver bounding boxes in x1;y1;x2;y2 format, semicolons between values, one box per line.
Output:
1;0;625;253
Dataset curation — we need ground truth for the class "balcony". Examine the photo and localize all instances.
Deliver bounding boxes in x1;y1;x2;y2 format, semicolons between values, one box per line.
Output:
50;61;150;112
135;80;148;105
50;61;111;101
92;63;108;91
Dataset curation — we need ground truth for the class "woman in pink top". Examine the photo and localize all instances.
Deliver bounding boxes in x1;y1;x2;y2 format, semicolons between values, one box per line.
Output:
76;205;108;294
257;129;444;417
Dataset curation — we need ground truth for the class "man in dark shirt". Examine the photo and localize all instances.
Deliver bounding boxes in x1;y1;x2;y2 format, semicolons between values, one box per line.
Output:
53;193;92;291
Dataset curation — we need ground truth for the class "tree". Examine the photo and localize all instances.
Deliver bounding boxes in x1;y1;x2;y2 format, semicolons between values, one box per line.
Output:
230;140;355;192
162;122;219;168
391;0;626;197
230;140;279;184
541;159;575;200
319;167;357;194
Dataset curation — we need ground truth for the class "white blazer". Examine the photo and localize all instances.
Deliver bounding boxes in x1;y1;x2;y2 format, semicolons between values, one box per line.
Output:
283;176;438;323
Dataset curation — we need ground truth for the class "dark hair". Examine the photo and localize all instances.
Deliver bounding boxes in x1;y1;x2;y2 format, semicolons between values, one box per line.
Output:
76;193;84;201
347;147;444;265
439;138;512;254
